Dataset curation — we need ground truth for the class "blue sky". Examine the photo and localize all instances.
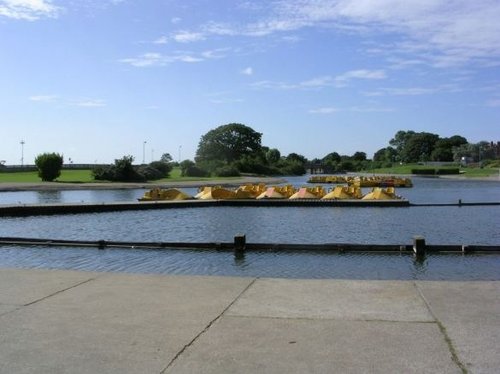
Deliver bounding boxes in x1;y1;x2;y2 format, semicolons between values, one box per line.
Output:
1;0;499;165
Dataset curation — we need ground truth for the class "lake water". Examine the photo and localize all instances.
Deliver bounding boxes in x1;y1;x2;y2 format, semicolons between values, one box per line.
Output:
1;176;499;280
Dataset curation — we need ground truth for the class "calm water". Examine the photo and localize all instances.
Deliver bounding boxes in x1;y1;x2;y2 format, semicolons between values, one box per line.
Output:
0;245;499;281
0;176;499;205
0;176;499;279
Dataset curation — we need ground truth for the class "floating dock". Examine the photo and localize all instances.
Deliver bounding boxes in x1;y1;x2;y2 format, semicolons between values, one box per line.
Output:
0;199;499;217
0;199;412;217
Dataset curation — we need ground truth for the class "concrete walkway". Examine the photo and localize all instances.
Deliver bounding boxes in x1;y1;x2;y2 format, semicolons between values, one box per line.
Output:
0;268;498;373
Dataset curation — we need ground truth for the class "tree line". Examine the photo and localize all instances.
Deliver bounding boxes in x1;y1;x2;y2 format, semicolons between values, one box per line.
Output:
29;123;499;181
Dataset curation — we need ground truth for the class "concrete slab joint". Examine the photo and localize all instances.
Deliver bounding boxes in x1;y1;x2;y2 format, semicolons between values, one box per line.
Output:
1;269;499;373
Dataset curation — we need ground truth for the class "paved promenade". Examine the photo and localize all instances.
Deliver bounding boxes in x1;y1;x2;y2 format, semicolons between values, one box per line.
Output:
0;268;498;373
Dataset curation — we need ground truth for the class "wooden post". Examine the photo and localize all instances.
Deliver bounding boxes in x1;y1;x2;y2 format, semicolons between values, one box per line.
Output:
413;236;426;257
234;234;246;253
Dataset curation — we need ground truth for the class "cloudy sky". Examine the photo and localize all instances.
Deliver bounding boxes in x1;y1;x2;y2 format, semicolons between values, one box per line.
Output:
1;0;499;164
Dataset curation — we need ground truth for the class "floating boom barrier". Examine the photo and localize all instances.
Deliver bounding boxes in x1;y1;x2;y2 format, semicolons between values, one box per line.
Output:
0;236;499;257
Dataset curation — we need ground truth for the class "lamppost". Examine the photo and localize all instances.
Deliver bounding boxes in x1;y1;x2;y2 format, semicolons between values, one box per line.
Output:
178;145;182;162
20;140;25;167
142;141;147;164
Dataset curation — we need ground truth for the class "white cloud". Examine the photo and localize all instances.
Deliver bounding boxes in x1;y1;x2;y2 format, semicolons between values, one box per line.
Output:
176;55;203;63
266;0;500;67
201;48;228;59
300;76;333;87
251;76;333;90
241;67;253;75
153;36;168;44
171;17;181;24
73;99;106;107
309;107;338;114
129;1;500;70
120;53;165;67
201;21;238;36
348;106;395;113
251;70;385;90
250;80;297;90
29;94;58;102
364;84;461;96
120;49;225;67
29;94;108;107
0;0;61;20
309;105;394;114
172;31;205;43
334;69;386;86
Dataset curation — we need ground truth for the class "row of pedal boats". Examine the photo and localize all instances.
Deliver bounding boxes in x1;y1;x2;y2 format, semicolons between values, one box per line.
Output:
138;184;404;201
307;175;413;187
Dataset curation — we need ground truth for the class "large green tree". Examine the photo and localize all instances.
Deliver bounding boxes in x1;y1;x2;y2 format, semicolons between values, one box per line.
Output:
195;123;263;164
431;135;467;161
400;132;440;162
389;130;416;159
373;147;397;163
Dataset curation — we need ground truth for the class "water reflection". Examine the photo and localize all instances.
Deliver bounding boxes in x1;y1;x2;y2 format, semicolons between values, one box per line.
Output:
36;190;62;204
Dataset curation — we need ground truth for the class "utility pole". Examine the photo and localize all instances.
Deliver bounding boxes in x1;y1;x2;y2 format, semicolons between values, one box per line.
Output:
20;140;25;167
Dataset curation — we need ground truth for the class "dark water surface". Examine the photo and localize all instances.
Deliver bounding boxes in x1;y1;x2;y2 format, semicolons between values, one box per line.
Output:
1;245;499;280
0;176;499;279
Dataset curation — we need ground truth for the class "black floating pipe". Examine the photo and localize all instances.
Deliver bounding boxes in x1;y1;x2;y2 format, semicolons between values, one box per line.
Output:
1;236;500;253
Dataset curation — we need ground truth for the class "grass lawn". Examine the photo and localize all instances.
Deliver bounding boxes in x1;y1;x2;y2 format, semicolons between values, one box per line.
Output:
0;169;95;183
0;167;243;184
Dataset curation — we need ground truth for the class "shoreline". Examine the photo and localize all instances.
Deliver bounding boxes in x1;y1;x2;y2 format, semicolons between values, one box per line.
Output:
0;174;499;192
0;176;286;192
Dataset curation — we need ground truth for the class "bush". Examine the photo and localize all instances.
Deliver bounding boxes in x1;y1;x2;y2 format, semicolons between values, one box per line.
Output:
149;161;172;177
410;168;460;175
93;155;145;182
214;165;240;177
184;165;209;177
92;165;114;180
93;157;172;182
34;152;64;181
136;165;164;180
436;168;459;175
280;161;306;176
411;168;436;175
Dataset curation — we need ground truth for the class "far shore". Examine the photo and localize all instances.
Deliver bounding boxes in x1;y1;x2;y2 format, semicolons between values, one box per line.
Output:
0;173;499;192
0;176;287;192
